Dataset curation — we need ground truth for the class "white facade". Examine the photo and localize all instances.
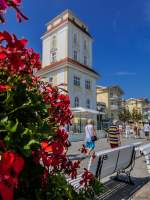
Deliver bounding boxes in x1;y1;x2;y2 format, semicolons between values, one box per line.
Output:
68;67;96;109
42;10;92;68
42;26;68;67
38;9;99;115
67;22;92;67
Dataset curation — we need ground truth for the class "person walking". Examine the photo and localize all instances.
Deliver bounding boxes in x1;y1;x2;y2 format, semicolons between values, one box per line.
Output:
125;123;130;138
107;120;121;148
85;119;97;155
119;124;123;137
133;123;138;139
143;121;150;140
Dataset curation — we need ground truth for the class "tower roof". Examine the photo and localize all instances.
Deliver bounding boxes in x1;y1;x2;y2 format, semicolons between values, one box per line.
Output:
43;9;92;38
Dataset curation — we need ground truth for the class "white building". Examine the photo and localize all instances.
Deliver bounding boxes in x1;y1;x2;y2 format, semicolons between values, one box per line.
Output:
37;9;100;132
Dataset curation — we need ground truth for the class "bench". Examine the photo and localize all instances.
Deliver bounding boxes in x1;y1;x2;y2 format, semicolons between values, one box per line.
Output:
88;144;137;184
67;143;141;190
138;143;150;175
138;143;150;154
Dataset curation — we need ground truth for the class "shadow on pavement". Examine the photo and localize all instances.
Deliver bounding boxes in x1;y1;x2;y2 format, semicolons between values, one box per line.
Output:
96;176;149;200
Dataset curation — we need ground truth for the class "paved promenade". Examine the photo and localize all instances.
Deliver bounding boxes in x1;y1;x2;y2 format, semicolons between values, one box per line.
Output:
68;137;150;200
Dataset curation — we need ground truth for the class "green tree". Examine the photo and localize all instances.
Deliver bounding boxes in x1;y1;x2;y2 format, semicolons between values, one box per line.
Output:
119;109;131;123
131;109;142;123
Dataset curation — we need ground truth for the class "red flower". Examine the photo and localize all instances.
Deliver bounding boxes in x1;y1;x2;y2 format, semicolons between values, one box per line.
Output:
41;84;73;126
0;0;8;10
11;154;24;176
1;151;15;171
0;52;6;59
0;31;41;77
0;85;12;92
80;169;93;187
0;182;13;200
80;144;87;154
57;128;68;142
68;160;80;179
0;151;24;200
0;0;28;23
51;141;64;155
12;0;21;6
1;151;24;177
41;140;52;153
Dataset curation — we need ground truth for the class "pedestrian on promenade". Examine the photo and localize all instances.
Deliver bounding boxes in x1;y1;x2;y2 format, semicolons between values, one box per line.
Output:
85;119;97;155
107;120;121;148
143;121;150;140
133;123;138;139
137;125;141;138
125;123;130;138
119;124;123;136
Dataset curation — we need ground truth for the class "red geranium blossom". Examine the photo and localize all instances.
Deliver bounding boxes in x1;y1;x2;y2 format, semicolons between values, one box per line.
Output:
41;140;53;153
80;169;93;187
0;85;12;92
79;144;87;154
0;151;24;200
51;141;64;155
0;0;28;23
57;128;68;142
0;31;41;76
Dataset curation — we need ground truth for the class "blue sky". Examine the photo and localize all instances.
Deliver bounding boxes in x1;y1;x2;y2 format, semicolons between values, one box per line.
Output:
1;0;150;99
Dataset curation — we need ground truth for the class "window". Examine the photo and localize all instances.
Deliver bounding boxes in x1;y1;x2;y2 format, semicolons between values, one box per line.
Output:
51;51;56;63
110;92;113;97
86;99;90;108
85;80;91;89
74;76;80;86
73;50;78;61
74;97;79;107
84;39;87;50
49;77;53;84
84;56;87;65
73;33;77;45
51;35;57;49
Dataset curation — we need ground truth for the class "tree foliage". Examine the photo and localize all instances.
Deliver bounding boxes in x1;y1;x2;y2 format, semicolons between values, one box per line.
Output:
119;109;131;123
131;108;142;122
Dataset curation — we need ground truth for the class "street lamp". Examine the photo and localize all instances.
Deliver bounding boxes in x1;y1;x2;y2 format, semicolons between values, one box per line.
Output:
97;104;102;131
79;112;82;133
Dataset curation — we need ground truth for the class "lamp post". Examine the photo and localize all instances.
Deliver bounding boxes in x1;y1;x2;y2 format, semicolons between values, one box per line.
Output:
79;112;82;133
97;104;102;131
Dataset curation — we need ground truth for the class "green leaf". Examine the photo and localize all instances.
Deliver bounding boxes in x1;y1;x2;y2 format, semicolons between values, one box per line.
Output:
22;128;33;138
24;139;40;151
1;118;19;133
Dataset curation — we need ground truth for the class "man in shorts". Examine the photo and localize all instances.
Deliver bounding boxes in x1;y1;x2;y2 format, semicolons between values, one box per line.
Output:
108;120;121;148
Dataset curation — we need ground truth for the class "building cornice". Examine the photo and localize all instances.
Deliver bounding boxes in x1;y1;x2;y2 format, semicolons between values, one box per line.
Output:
42;18;92;40
36;57;100;78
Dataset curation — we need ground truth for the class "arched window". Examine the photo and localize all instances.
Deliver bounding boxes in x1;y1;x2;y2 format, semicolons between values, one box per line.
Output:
74;97;79;107
86;99;90;109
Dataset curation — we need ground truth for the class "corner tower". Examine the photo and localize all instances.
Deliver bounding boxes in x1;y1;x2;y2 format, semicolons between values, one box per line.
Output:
37;10;100;132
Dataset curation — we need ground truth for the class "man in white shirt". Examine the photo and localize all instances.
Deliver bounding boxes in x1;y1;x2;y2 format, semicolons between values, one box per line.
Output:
144;122;150;140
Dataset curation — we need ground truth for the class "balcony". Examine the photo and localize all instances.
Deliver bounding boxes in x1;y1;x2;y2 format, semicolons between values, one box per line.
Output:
110;105;119;110
109;95;120;100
